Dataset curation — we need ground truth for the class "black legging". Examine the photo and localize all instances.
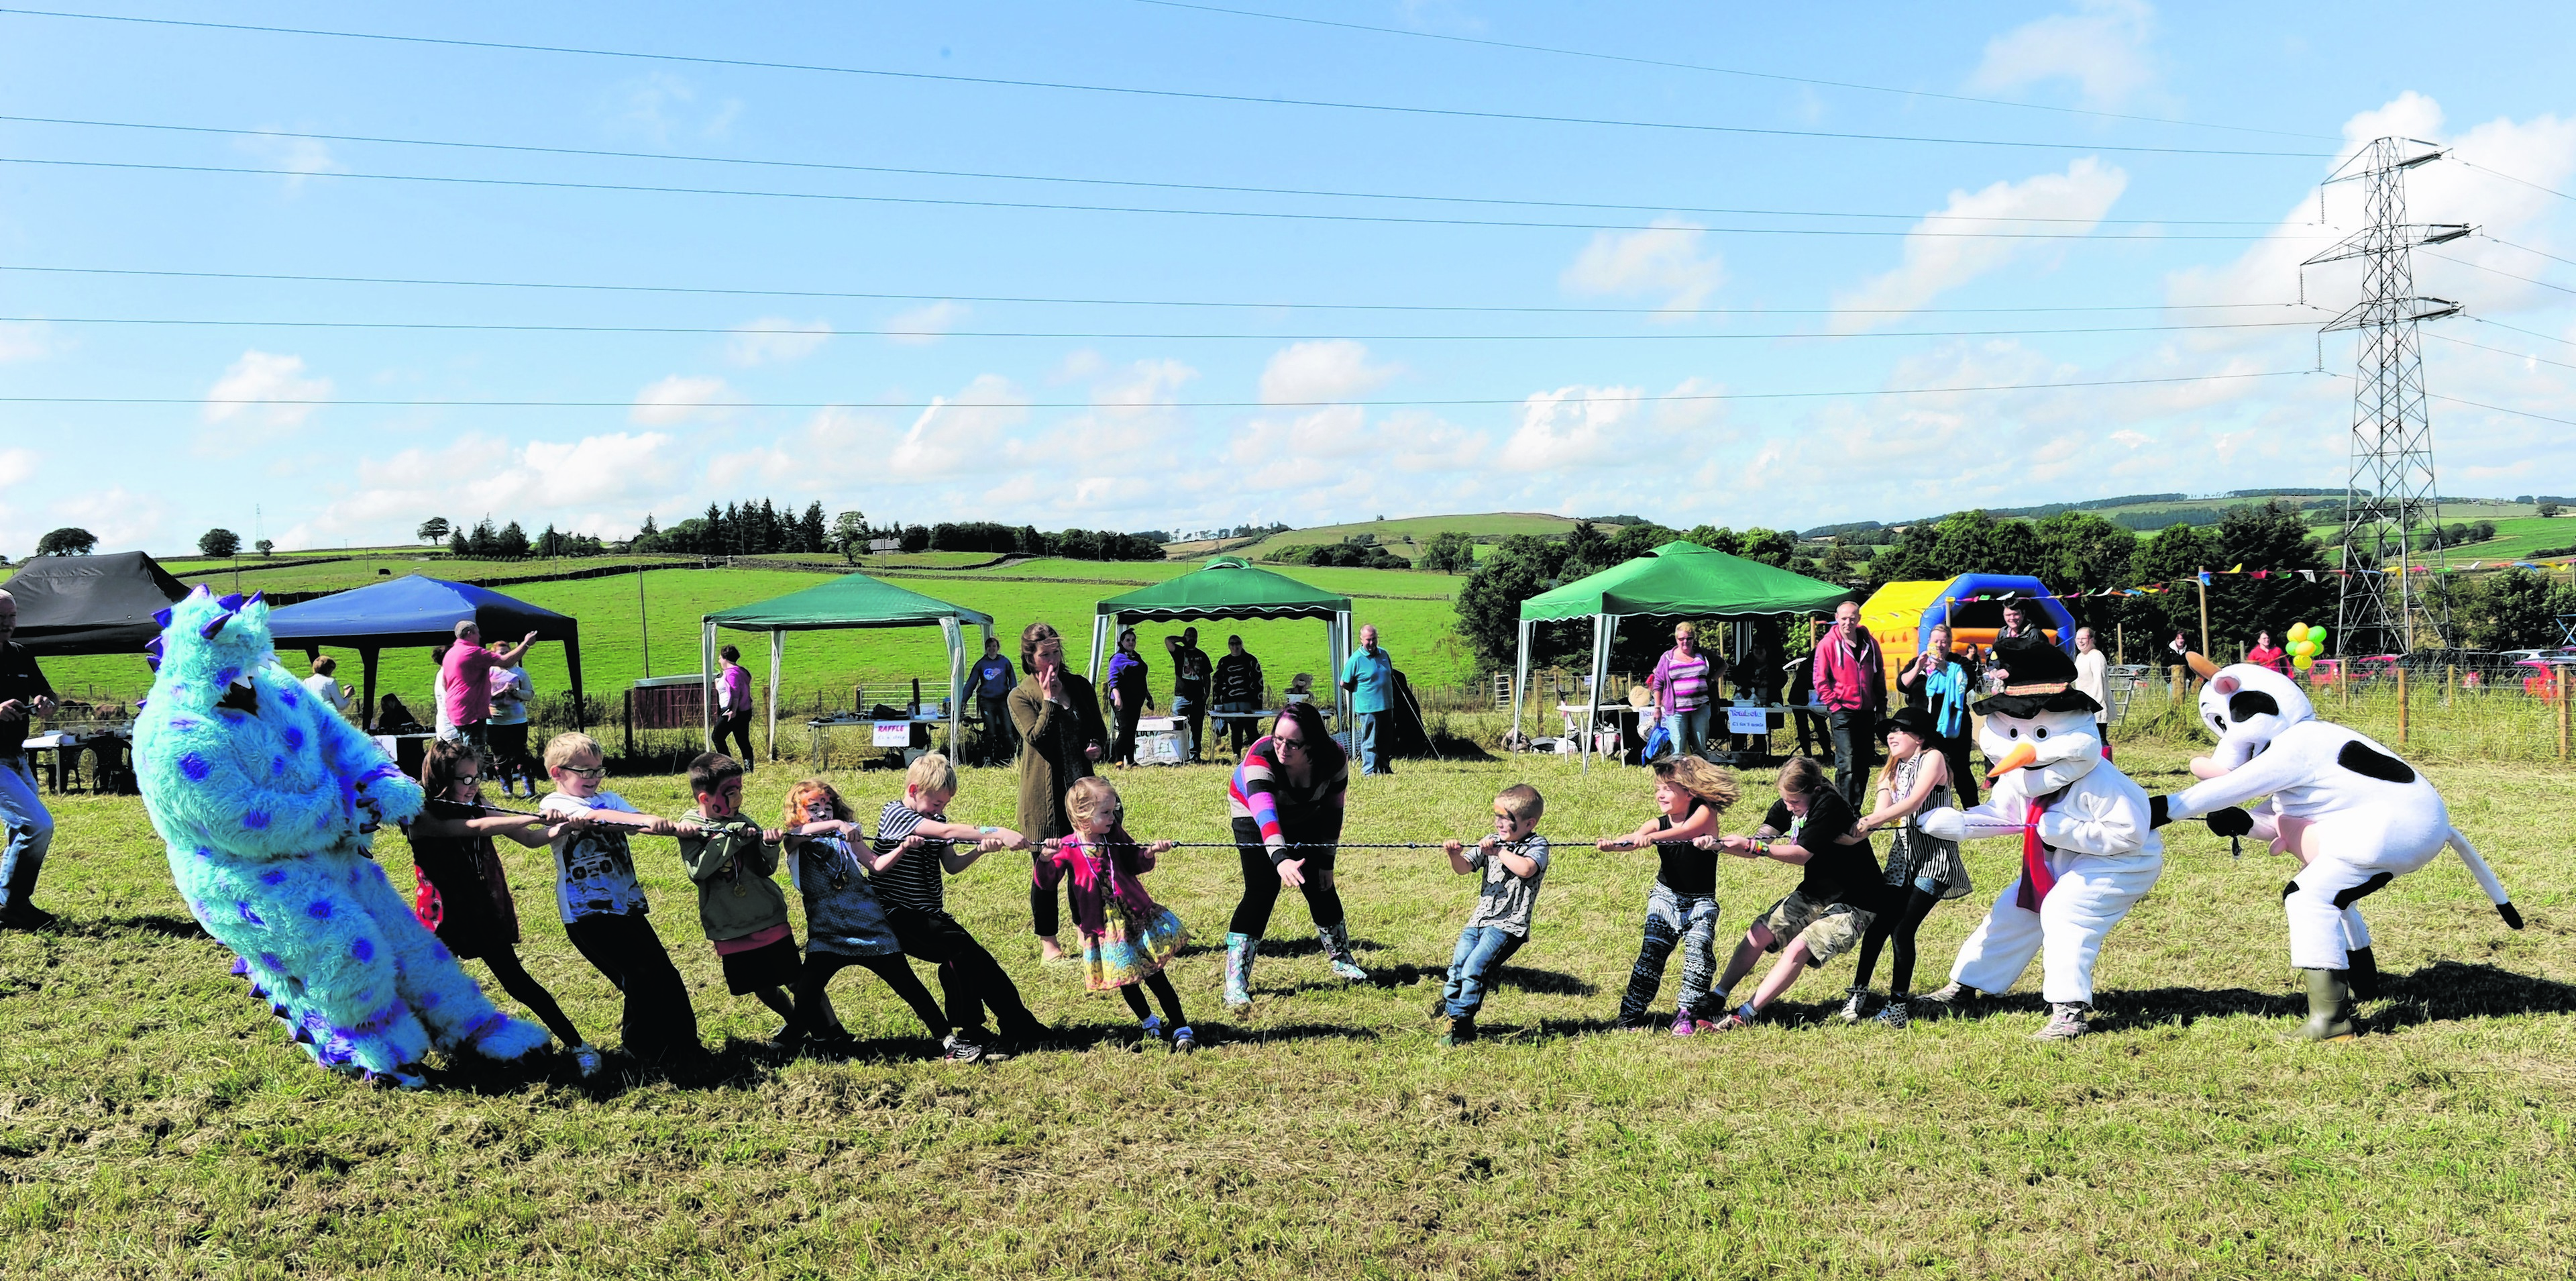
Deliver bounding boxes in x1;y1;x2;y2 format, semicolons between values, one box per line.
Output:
793;951;950;1040
1112;697;1144;766
1935;733;1980;807
1851;885;1945;996
1118;971;1187;1027
480;947;584;1049
713;709;755;763
1229;815;1346;936
1030;851;1074;939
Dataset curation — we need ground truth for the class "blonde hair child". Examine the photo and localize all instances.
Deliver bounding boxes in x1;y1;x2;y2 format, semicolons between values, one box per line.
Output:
1035;776;1196;1051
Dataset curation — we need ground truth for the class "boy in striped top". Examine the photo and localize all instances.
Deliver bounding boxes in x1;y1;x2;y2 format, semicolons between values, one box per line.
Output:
871;753;1044;1061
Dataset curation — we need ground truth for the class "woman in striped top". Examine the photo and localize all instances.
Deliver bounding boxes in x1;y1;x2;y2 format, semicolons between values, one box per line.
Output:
1647;622;1724;763
1221;701;1360;1008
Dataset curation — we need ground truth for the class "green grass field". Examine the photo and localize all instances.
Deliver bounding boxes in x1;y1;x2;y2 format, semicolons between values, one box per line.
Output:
3;741;2569;1276
1230;513;1581;563
38;562;1479;712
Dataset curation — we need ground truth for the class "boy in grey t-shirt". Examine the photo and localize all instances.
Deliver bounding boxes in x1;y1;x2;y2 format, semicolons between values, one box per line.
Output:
1438;783;1549;1045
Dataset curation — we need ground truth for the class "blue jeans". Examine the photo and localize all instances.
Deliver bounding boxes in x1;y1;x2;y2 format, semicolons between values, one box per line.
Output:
1619;883;1720;1023
1827;709;1877;811
1443;925;1525;1019
1660;707;1710;761
0;756;54;909
1354;711;1390;775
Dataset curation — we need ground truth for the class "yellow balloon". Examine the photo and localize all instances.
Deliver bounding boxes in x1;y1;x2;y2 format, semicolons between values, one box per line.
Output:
2292;654;2315;670
2288;623;2310;644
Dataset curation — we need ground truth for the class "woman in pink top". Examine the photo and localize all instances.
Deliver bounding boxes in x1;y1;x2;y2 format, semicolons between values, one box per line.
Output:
438;619;538;750
1647;622;1723;762
713;644;756;765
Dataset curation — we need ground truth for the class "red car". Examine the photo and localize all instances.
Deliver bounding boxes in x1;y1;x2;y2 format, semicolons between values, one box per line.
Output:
2306;656;2400;687
2518;656;2576;699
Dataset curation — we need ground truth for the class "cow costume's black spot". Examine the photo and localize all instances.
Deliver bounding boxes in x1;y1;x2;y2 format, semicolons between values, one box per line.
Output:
2227;690;2281;723
2337;741;2417;784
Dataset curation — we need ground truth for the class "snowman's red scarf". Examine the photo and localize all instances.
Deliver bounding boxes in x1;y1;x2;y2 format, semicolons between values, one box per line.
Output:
2017;792;2062;911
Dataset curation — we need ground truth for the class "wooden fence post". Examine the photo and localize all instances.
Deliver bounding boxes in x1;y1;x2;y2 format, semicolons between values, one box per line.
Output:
2445;663;2455;709
2169;666;2182;705
2561;668;2571;762
622;688;636;760
2396;666;2409;747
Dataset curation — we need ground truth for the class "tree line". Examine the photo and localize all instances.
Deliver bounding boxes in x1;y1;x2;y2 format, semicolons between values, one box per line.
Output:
1451;502;2576;675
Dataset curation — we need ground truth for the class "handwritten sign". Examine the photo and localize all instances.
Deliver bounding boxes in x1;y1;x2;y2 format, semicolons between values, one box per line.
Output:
873;721;912;748
1725;706;1770;735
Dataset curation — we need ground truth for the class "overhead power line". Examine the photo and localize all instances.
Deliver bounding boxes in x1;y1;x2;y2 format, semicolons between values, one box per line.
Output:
0;367;2321;410
2423;329;2576;374
1126;0;2339;142
2453;157;2576;204
0;263;2312;317
2423;251;2576;298
2484;236;2576;272
2469;315;2576;351
0;114;2290;227
0;7;2334;159
0;156;2319;241
0;313;2324;342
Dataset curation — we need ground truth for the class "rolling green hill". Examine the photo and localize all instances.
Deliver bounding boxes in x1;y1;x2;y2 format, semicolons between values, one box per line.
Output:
1227;512;1580;563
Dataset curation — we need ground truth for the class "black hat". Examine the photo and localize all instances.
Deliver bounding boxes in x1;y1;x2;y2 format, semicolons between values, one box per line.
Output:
1882;705;1937;742
1973;633;2102;718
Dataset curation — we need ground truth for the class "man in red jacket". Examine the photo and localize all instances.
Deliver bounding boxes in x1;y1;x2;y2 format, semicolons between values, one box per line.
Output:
1810;600;1886;810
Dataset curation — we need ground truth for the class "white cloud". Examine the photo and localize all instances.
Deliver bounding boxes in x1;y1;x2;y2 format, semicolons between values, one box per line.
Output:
1560;218;1727;313
281;431;684;547
0;321;56;362
202;350;331;439
0;448;36;489
605;72;743;144
1653;376;1730;431
48;486;166;553
234;130;341;192
1497;386;1648;470
629;374;735;425
1258;340;1399;404
890;375;1028;478
1833;158;2129;327
885;301;971;346
725;317;831;366
1968;0;2157;109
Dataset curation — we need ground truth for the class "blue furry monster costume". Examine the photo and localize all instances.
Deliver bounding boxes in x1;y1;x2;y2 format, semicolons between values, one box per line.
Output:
133;586;551;1084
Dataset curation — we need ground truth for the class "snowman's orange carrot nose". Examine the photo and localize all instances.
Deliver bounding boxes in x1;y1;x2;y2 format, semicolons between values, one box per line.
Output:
1987;741;2039;778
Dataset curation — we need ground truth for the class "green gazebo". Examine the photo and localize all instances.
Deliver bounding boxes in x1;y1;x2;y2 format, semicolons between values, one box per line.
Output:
1515;540;1852;768
701;573;996;758
1091;557;1356;731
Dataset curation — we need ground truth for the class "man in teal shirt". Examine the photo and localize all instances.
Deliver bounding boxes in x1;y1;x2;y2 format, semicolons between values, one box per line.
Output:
1340;623;1395;776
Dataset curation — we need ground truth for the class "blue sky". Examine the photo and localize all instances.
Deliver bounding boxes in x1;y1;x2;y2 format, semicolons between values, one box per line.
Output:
2;1;2572;555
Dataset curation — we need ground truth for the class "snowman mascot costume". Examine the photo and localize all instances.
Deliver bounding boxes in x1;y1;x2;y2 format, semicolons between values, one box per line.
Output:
1916;633;2164;1040
2148;655;2520;1040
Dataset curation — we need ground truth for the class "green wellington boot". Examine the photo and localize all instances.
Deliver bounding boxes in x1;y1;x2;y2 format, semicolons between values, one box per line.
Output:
2295;968;2357;1041
1222;931;1256;1009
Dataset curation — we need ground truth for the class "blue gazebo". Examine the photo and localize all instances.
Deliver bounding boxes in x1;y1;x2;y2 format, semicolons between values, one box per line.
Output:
265;574;584;731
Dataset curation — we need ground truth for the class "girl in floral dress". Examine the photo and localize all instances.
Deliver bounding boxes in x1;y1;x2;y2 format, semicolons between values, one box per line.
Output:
1038;776;1195;1052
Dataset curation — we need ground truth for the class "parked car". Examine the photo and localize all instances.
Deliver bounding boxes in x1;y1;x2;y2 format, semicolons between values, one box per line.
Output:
2307;656;2401;687
2518;655;2576;699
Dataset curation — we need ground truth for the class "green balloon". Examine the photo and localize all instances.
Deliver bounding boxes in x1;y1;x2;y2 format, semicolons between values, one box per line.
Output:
2308;626;2328;645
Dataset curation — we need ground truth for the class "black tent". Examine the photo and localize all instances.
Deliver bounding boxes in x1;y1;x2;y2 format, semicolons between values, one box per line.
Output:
1;552;189;656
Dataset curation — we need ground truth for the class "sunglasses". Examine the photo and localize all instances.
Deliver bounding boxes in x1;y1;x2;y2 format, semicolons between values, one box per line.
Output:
560;764;607;778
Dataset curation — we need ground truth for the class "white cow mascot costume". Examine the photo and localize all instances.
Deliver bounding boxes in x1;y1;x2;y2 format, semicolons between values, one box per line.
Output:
2151;656;2520;1041
1917;633;2163;1040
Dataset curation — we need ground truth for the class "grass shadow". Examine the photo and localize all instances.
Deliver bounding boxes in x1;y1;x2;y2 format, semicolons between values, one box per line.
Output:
2373;960;2576;1029
69;912;211;941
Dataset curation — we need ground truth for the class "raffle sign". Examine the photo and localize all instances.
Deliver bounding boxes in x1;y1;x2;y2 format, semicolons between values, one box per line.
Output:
1725;706;1769;735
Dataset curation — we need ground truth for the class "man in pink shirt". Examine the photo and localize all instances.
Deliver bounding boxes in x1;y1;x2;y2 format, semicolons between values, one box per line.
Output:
1809;600;1886;810
439;618;539;750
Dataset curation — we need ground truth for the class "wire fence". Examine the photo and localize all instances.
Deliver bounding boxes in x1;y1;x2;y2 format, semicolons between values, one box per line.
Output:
2119;657;2575;765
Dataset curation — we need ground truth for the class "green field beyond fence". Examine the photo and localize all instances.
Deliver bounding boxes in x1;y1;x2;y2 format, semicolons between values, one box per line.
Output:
36;560;1479;724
